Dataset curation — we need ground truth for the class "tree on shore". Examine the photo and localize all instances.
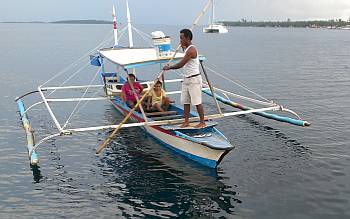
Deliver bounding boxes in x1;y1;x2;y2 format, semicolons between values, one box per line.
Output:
221;19;350;28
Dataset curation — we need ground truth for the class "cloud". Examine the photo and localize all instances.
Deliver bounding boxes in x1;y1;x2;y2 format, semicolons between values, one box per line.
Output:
1;0;350;23
218;0;350;21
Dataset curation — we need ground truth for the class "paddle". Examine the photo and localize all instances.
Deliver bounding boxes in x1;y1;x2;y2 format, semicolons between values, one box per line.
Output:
96;0;213;154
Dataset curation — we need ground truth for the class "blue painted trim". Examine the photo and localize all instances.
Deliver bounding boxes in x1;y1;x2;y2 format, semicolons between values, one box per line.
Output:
110;97;218;168
213;127;229;141
101;72;117;77
101;57;106;74
112;98;146;121
89;54;101;66
148;132;218;168
157;44;171;52
174;130;233;150
31;151;38;163
98;69;105;84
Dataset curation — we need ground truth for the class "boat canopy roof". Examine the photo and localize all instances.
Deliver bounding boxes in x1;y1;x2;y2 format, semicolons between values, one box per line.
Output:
99;47;206;69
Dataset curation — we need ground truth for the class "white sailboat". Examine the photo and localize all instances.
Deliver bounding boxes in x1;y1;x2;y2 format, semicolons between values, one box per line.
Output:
203;0;228;34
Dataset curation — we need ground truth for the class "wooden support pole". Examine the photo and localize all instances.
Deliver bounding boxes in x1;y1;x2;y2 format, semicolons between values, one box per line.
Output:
200;61;222;115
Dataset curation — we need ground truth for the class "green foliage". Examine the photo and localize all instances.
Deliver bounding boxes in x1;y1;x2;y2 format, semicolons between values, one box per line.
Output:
221;20;350;28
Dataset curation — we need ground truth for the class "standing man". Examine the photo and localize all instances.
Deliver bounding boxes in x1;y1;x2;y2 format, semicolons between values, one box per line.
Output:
163;29;206;128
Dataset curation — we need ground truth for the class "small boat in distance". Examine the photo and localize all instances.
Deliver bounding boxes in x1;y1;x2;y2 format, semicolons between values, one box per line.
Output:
203;0;228;34
203;23;228;34
340;25;350;30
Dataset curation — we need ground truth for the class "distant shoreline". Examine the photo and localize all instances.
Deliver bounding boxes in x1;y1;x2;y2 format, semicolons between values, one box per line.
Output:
1;20;112;24
221;20;350;29
2;19;350;29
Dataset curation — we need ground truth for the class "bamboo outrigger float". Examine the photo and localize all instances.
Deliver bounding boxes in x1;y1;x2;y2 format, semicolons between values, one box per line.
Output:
16;99;38;165
15;0;310;169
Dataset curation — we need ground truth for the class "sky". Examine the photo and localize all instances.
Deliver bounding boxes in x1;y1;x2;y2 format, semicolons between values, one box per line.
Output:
0;0;349;24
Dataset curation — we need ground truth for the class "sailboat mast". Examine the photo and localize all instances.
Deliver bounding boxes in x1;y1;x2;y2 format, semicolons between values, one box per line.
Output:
126;0;134;48
212;0;215;23
112;5;118;47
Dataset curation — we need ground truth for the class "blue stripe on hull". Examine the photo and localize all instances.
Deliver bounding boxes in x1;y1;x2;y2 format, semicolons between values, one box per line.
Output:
147;132;218;168
110;99;220;168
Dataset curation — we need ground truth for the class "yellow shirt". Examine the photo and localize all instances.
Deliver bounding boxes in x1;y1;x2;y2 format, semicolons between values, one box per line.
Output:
148;89;166;105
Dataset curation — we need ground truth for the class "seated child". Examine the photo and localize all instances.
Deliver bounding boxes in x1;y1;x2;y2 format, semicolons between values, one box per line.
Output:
146;80;171;112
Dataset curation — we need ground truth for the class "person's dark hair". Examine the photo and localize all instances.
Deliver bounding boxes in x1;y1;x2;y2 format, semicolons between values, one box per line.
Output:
155;80;162;86
180;29;193;40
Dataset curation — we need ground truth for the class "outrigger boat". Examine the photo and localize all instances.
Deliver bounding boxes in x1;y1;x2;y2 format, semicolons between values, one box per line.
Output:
15;0;310;169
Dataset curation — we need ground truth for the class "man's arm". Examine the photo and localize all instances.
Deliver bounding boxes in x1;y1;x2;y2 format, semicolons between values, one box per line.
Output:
163;47;196;70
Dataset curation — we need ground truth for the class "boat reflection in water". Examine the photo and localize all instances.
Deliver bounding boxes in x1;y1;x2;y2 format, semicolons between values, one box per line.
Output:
97;124;241;218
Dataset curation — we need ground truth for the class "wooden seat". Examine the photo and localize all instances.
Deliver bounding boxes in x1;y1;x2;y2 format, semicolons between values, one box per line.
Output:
145;111;177;117
161;121;218;130
151;115;183;121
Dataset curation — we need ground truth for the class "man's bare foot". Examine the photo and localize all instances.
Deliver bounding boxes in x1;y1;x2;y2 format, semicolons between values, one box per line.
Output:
194;122;206;129
180;122;190;128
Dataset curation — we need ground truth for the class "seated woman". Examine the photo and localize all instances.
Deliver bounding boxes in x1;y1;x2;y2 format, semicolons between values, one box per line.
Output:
120;73;143;109
146;80;171;112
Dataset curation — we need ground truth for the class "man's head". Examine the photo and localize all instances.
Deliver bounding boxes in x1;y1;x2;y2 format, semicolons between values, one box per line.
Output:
128;73;136;82
180;29;193;47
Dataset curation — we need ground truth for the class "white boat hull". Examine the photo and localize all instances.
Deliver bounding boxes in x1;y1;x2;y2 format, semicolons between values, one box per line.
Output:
145;126;228;168
110;99;233;168
203;24;228;34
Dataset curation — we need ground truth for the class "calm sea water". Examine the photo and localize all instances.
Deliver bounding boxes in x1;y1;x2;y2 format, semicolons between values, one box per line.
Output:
1;23;350;218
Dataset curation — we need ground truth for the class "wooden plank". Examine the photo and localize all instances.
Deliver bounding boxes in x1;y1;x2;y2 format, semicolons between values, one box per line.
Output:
161;121;218;130
145;111;177;117
151;115;183;121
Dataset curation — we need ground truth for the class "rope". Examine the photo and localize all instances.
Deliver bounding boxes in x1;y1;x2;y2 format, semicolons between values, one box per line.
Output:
50;26;129;130
41;26;128;88
131;26;153;47
40;29;114;87
132;26;152;40
204;63;271;102
62;66;102;129
73;88;104;116
206;86;276;107
172;66;273;106
47;61;92;96
115;25;128;44
46;26;128;97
